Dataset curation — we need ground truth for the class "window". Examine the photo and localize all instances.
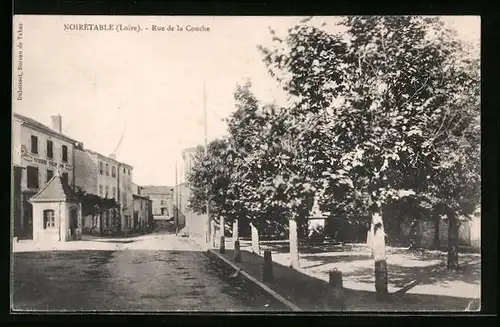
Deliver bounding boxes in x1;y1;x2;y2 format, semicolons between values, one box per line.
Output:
27;166;39;188
61;145;68;162
105;163;109;176
46;140;53;158
160;200;165;205
128;169;130;176
46;169;54;182
43;209;55;229
112;166;116;178
99;185;103;197
123;167;126;174
105;186;109;198
99;162;104;175
61;172;69;185
30;135;38;154
112;187;116;199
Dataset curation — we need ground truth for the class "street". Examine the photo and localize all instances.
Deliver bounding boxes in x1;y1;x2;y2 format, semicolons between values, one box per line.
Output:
11;233;285;311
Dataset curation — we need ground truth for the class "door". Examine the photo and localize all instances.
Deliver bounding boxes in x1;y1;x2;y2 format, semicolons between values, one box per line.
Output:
133;212;139;231
70;207;78;241
22;198;33;240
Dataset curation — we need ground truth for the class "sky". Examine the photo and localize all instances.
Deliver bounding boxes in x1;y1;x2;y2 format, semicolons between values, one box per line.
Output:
12;15;480;186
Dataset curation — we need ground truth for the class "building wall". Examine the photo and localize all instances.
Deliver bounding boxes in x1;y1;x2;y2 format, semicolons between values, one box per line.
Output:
133;196;151;229
74;149;134;232
13;121;76;239
18;124;75;192
140;189;173;220
96;154;119;200
74;148;98;195
173;183;207;238
181;147;201;183
12;118;22;167
12;166;23;237
399;217;480;251
31;201;80;242
119;165;134;229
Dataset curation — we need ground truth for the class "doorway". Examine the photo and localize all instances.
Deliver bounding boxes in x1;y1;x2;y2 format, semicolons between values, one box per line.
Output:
22;199;33;240
70;207;78;241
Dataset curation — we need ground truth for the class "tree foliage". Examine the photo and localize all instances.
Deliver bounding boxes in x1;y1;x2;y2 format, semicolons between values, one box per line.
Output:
259;16;480;225
188;16;480;248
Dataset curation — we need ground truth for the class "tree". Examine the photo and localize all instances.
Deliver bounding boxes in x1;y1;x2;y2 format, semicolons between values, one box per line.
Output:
259;15;480;298
75;187;120;235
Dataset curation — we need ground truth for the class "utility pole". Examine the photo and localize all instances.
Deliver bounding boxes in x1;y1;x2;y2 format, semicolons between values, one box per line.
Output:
203;81;211;248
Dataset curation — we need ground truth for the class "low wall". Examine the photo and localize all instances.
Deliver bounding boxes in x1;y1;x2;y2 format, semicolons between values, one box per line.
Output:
400;217;480;250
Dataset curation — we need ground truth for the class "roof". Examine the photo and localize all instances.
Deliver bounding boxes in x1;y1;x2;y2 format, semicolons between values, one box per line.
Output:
13;113;78;144
133;194;151;201
30;172;79;202
140;185;174;195
78;147;133;168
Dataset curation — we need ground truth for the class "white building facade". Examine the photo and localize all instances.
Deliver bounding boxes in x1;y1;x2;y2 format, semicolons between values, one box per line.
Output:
12;113;77;239
74;147;134;233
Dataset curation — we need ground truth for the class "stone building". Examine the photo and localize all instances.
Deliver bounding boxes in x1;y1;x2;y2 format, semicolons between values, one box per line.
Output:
140;186;174;228
12;113;78;239
29;171;82;242
74;147;134;234
181;146;202;183
133;193;153;232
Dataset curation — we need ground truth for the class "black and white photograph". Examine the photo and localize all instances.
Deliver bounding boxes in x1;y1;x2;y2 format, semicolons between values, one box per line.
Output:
11;15;481;312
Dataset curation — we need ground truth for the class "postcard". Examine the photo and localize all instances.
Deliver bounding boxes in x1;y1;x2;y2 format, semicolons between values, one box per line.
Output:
11;14;481;313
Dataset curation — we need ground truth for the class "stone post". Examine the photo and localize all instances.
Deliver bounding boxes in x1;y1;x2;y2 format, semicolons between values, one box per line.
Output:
289;219;300;269
261;250;273;282
234;239;242;262
250;222;260;254
220;215;225;253
328;269;345;310
233;218;239;242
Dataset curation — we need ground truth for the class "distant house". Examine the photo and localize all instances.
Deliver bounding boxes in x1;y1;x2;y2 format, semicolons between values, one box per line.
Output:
132;193;153;232
140;185;174;222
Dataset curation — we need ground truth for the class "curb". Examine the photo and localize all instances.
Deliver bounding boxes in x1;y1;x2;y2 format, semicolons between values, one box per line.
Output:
206;249;302;312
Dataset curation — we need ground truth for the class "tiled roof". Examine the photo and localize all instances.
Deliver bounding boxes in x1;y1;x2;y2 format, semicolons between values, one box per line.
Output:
140;185;174;195
13;112;78;143
30;172;78;202
133;194;151;201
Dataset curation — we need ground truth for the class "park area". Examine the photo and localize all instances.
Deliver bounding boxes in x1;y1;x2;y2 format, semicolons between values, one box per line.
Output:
213;238;481;311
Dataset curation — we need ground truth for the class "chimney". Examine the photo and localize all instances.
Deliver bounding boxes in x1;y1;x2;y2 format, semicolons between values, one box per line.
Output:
109;154;116;159
51;114;62;133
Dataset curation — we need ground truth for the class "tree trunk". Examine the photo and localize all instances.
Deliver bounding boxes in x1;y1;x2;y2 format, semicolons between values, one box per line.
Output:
99;212;103;236
289;219;300;269
433;215;441;250
220;215;225;249
205;214;211;248
211;219;217;248
409;219;420;249
372;211;389;301
250;222;260;254
447;211;460;269
233;218;239;242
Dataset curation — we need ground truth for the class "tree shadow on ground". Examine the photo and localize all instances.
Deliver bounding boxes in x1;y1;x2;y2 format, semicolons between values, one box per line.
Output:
257;242;480;290
260;242;360;255
219;249;478;311
299;254;373;269
345;256;481;289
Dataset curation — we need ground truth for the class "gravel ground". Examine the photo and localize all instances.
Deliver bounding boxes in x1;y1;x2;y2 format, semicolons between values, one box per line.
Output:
11;234;286;312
